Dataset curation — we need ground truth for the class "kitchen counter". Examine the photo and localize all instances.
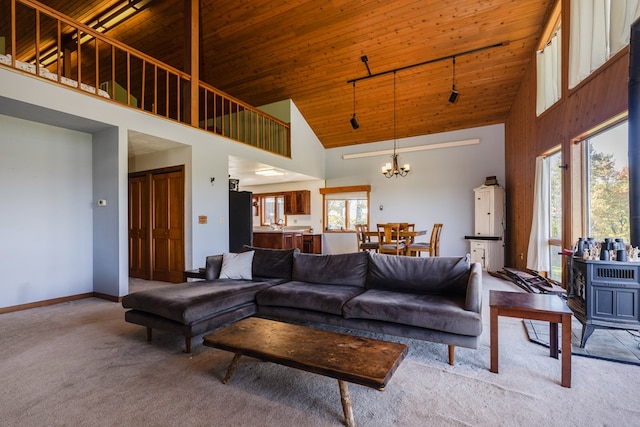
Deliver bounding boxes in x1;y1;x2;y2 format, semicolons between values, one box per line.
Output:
253;228;309;233
253;230;304;251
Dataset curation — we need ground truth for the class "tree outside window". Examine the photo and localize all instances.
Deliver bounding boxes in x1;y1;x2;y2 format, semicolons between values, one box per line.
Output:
320;186;371;232
585;121;629;242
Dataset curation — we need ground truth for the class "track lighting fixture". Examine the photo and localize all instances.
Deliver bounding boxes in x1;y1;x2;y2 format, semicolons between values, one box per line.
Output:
449;56;458;103
350;82;360;129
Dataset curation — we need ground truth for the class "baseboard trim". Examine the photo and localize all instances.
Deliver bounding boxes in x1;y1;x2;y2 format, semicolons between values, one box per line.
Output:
94;292;122;303
0;292;121;314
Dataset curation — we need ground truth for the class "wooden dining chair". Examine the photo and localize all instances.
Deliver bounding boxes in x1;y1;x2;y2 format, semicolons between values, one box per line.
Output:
377;223;406;255
406;223;443;257
355;224;378;252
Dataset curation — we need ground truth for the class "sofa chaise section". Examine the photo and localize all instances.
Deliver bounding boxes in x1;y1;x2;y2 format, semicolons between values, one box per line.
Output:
122;247;297;352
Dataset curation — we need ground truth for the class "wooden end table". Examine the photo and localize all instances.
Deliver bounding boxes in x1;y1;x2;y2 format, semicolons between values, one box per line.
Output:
489;290;573;388
203;317;407;427
183;268;206;281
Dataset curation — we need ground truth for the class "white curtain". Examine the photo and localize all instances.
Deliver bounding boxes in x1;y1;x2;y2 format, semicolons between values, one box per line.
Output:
527;156;550;272
569;0;640;88
536;28;562;116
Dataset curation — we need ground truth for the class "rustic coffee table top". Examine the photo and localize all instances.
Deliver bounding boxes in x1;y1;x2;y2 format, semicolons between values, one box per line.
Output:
203;317;407;390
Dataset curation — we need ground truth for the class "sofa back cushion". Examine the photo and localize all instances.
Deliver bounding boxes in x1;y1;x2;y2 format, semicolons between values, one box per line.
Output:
292;252;368;287
242;245;298;280
366;253;470;295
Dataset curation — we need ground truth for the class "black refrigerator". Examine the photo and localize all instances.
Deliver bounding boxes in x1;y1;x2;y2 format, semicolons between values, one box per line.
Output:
229;191;253;252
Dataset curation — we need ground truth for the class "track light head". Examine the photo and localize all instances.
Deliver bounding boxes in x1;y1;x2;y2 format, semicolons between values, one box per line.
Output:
449;87;458;103
350;114;360;129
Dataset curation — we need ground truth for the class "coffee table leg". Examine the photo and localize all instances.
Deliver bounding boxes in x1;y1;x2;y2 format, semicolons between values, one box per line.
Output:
338;379;355;427
222;353;242;384
490;307;499;373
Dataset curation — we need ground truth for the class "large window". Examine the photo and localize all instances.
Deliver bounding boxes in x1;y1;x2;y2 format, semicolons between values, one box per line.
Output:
536;1;561;116
526;149;563;280
548;150;563;281
583;120;629;241
320;185;370;232
569;1;640;88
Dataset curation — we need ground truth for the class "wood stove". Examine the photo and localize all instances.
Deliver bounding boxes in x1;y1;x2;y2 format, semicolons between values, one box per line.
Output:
568;258;640;347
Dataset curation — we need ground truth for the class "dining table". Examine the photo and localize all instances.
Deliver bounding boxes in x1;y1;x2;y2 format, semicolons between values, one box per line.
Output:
364;227;428;243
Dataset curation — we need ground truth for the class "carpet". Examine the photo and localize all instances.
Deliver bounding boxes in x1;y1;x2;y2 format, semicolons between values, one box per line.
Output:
1;274;640;426
523;318;640;366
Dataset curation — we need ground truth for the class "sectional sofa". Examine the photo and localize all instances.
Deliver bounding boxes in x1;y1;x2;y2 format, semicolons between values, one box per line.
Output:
122;247;483;365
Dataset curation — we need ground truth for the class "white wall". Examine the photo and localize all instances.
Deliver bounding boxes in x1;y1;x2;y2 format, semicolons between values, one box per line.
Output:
0;67;327;305
93;126;129;298
0;114;93;307
324;124;506;255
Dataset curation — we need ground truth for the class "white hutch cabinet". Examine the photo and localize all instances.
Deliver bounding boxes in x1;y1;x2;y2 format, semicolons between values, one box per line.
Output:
466;185;505;271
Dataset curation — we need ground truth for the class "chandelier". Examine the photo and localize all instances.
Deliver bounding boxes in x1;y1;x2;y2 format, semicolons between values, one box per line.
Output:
382;72;410;178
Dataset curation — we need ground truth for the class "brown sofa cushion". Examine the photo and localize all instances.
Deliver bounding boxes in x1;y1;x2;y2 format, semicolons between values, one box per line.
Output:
242;245;298;280
342;289;482;336
292;251;368;287
122;280;274;324
256;281;365;315
366;254;470;295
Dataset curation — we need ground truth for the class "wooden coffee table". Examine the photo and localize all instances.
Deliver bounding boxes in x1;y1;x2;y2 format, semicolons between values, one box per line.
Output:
203;317;407;427
489;290;573;387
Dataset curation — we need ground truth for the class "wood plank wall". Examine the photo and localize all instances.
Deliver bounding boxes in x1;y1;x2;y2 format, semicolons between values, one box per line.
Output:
504;20;629;271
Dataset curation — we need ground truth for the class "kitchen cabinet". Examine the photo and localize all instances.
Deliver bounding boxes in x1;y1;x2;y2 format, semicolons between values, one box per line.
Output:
253;231;304;251
284;190;310;215
303;234;322;254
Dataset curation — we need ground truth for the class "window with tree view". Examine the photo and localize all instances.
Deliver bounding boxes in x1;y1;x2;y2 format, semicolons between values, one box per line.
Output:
584;121;629;242
322;188;369;232
548;150;563;281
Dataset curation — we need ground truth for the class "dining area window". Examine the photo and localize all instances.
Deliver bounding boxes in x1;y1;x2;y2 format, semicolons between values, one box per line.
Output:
320;185;370;232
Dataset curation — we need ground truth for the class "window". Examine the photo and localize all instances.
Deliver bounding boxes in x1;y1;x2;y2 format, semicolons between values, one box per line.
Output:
569;1;640;88
547;150;563;281
260;195;285;226
583;120;629;242
536;1;561;115
527;150;563;279
320;185;370;232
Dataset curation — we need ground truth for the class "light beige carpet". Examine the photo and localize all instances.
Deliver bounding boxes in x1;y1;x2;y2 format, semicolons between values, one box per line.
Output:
1;274;639;426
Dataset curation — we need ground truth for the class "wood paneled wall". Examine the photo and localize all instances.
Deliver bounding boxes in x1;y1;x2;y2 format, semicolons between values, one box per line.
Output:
505;5;629;270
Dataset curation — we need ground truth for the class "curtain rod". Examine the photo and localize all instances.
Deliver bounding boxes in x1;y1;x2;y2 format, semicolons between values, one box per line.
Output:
346;41;509;84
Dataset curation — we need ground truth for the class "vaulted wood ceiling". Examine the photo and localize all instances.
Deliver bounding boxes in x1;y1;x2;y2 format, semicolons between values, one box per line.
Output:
37;0;555;149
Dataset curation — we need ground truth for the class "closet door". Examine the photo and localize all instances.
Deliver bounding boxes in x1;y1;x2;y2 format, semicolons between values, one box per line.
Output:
128;175;150;279
151;169;185;283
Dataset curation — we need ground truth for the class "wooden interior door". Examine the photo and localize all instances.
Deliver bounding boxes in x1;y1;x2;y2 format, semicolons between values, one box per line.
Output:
151;169;185;283
128;175;149;279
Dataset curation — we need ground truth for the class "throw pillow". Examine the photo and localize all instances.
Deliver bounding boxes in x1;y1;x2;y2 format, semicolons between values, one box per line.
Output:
219;251;254;280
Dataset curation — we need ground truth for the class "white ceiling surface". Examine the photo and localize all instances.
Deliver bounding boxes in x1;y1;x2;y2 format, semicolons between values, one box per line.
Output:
127;131;319;185
127;130;185;157
228;155;320;186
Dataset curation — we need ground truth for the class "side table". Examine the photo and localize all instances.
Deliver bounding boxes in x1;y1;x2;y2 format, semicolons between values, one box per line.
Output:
183;268;206;282
489;290;573;388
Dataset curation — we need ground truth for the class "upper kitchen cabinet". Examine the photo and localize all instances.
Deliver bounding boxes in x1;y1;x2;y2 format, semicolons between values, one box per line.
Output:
284;190;311;215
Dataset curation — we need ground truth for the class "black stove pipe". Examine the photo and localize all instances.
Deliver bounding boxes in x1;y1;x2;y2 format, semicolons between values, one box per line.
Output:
629;17;640;247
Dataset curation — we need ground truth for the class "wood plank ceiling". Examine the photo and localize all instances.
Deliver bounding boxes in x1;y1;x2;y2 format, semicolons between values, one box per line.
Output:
36;0;555;149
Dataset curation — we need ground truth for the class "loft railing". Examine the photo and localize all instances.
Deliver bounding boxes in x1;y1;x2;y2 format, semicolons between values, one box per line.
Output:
0;0;291;157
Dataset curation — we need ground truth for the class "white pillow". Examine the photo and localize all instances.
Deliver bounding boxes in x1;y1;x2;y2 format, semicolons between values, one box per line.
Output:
219;251;254;280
